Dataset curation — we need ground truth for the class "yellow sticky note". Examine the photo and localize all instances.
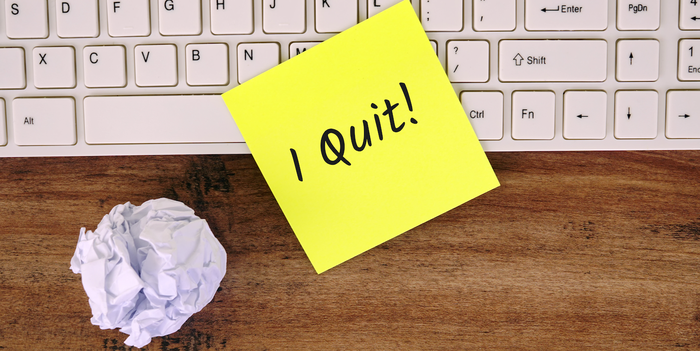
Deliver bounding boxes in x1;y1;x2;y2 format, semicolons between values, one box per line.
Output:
222;1;499;273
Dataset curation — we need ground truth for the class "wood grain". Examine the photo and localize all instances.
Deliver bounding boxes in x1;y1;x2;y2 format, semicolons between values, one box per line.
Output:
0;151;699;350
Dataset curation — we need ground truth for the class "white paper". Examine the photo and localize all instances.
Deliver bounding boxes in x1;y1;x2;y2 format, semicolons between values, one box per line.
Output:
70;198;227;347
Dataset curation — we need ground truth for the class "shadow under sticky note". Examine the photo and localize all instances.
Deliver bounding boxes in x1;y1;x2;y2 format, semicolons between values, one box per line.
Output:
222;0;500;273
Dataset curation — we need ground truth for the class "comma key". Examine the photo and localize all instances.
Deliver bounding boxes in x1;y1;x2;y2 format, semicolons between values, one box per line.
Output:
473;0;516;31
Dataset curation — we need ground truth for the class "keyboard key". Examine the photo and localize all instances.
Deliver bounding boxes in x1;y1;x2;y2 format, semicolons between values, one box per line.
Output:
0;99;6;146
263;0;305;33
289;42;320;58
473;0;516;31
56;0;99;38
512;91;555;140
614;90;658;139
617;0;660;30
499;40;607;82
616;40;659;82
315;0;357;33
84;96;243;144
210;0;253;34
33;47;76;88
666;91;700;139
447;40;489;83
107;0;151;37
678;39;700;81
186;44;229;86
461;91;503;140
524;0;607;31
0;48;26;89
421;0;462;31
563;91;607;140
237;43;279;84
83;46;127;88
680;0;700;30
159;0;202;35
13;98;76;146
134;44;178;87
4;0;49;39
367;0;402;17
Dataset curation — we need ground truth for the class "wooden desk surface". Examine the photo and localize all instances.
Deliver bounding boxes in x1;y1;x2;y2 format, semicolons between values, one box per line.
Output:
1;152;699;350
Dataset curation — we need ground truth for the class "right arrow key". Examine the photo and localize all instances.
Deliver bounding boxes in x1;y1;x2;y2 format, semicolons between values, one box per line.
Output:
666;91;700;139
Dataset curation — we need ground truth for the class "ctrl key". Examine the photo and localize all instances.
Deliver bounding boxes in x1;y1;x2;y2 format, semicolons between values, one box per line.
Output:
13;98;76;146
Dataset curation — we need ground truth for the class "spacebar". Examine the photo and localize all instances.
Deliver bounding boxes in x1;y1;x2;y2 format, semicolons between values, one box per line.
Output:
84;95;244;144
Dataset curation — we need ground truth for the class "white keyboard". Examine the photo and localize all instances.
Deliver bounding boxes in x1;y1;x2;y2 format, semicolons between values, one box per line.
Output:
1;0;699;157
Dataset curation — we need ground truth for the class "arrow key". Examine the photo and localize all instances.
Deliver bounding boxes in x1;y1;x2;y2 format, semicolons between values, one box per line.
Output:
616;40;659;82
614;90;658;139
681;0;700;30
666;91;700;139
563;91;607;140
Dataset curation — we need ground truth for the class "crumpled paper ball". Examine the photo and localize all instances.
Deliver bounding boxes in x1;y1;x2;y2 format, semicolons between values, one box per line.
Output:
70;198;227;347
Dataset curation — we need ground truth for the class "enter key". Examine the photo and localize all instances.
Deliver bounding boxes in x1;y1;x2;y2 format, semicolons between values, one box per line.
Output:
499;40;607;82
525;0;608;30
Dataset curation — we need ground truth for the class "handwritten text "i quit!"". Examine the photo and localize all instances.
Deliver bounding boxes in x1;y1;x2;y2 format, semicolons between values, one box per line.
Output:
289;82;417;182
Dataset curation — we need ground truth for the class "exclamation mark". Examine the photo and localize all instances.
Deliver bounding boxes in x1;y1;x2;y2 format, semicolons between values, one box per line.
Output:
399;82;418;124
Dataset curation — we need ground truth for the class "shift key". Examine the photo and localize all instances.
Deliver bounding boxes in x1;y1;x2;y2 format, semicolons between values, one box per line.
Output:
499;40;607;82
